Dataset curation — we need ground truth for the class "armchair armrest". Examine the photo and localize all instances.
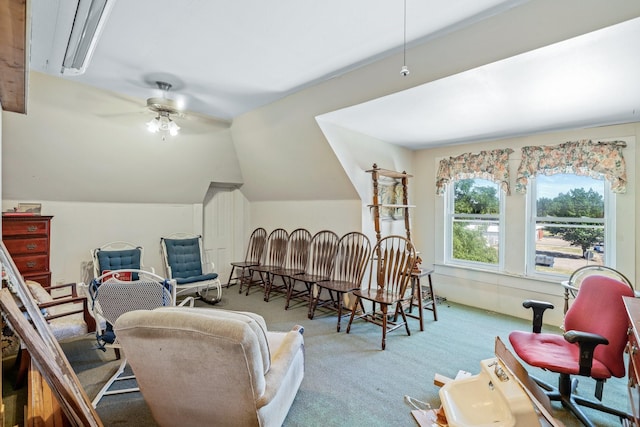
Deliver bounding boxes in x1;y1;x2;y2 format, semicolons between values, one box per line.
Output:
21;295;97;333
258;329;305;409
564;329;609;377
522;299;554;333
41;282;80;298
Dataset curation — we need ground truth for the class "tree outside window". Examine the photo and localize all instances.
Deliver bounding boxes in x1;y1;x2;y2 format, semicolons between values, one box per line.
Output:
447;179;502;267
530;174;608;276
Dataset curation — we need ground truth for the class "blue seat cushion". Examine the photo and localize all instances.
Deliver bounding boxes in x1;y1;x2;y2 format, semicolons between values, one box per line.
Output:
164;237;206;279
175;272;219;285
97;248;141;280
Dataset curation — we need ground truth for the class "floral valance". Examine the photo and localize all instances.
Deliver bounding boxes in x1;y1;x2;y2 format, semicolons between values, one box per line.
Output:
435;148;513;196
515;140;627;194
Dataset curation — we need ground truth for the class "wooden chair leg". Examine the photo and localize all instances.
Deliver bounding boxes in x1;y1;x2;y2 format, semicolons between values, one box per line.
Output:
308;284;319;319
381;305;388;350
336;291;344;332
225;266;237;289
346;296;360;334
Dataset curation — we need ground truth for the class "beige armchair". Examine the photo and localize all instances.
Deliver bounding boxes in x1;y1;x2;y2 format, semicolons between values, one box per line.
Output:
115;307;305;427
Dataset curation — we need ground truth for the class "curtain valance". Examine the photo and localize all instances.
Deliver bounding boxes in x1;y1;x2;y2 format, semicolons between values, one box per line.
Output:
435;148;513;196
515;140;627;194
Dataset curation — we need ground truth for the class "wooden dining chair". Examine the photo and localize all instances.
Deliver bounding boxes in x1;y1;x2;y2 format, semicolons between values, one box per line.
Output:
309;231;371;332
266;228;312;303
246;228;289;298
346;235;417;350
284;230;340;312
227;227;267;293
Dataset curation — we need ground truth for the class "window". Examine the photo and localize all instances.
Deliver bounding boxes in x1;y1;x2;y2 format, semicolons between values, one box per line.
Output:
445;178;504;269
526;173;614;277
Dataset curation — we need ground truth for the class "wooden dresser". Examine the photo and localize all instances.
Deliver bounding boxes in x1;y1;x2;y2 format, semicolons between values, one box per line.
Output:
624;296;640;426
2;215;53;287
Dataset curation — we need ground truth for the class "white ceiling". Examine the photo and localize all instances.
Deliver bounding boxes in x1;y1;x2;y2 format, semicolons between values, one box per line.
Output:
29;2;525;124
28;0;640;150
319;15;640;149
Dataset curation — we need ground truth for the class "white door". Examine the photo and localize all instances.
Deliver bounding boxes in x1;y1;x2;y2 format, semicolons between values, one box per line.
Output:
203;184;238;285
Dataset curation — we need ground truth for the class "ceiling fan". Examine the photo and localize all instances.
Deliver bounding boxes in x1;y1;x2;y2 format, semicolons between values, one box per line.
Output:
145;81;182;139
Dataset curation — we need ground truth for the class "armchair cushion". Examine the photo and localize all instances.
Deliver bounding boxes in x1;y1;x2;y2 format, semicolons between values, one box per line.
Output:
115;307;304;427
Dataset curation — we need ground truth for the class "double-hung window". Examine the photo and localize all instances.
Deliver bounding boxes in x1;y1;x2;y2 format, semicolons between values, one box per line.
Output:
445;178;504;269
526;173;613;277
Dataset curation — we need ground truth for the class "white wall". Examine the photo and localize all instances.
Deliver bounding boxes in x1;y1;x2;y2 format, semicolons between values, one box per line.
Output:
2;73;242;204
249;200;361;239
412;122;638;326
317;120;415;245
2;199;202;285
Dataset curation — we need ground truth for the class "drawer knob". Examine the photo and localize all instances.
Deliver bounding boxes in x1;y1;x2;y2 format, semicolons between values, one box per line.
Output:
26;243;37;250
26;261;37;269
27;225;37;232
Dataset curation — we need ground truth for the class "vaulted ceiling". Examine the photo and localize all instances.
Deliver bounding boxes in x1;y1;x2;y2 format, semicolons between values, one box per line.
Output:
3;1;640;205
23;0;640;148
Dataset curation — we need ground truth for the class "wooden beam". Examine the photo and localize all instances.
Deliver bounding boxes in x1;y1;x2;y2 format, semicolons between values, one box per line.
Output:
0;0;28;114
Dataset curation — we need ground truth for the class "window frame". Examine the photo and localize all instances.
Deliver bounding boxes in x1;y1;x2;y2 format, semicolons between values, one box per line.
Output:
444;178;506;271
525;174;616;279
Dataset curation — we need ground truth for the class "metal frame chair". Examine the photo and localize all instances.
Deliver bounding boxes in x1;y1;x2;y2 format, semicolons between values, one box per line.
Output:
90;241;153;280
83;269;194;407
160;232;222;304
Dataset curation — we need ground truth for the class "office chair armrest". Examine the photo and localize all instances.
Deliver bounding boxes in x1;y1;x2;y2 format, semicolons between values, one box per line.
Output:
522;299;554;333
564;330;609;376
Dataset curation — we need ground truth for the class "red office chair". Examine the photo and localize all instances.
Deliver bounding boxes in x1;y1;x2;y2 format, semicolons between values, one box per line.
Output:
509;275;634;427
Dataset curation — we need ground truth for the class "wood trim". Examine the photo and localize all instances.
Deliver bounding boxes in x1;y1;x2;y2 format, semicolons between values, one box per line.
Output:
0;0;28;113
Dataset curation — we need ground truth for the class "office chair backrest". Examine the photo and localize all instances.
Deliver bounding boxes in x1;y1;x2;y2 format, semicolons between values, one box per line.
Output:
564;275;635;378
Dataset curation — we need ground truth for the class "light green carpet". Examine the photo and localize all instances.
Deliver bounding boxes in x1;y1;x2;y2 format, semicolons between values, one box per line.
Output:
4;285;632;426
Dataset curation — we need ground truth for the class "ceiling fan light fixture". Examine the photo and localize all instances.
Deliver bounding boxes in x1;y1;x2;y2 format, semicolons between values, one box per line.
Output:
146;117;160;133
168;120;180;136
147;112;180;138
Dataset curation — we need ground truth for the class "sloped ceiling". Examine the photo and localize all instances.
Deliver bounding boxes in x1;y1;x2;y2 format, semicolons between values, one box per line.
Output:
3;1;640;205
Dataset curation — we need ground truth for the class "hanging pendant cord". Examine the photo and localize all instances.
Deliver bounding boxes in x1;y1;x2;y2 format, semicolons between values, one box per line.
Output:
403;0;407;66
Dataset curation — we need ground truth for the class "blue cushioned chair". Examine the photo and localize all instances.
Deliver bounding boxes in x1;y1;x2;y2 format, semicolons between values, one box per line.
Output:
91;241;153;281
160;233;222;304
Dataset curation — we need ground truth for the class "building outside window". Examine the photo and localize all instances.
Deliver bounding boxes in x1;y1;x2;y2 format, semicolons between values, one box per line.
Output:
445;178;504;269
526;173;613;277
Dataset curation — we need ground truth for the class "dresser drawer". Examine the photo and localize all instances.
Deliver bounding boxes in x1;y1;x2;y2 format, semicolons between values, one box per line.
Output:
2;218;50;237
12;254;49;273
4;237;49;256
